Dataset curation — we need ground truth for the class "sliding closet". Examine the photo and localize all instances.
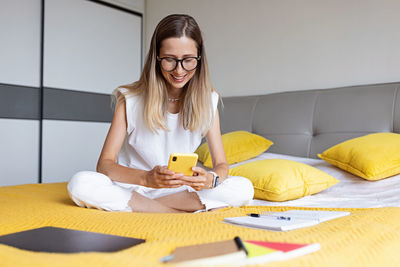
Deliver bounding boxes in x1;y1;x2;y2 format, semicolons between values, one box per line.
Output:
0;0;143;186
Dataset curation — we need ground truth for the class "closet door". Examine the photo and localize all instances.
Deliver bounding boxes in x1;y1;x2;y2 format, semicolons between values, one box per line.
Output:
0;0;41;186
42;0;142;183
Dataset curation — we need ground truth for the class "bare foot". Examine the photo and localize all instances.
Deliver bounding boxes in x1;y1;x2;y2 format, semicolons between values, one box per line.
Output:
128;191;185;213
154;191;205;212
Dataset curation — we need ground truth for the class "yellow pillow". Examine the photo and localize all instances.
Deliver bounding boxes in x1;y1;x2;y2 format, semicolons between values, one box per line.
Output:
229;159;339;201
318;132;400;181
196;131;273;168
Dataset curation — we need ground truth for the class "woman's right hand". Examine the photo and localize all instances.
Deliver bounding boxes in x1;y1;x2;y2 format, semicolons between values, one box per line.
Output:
145;165;185;188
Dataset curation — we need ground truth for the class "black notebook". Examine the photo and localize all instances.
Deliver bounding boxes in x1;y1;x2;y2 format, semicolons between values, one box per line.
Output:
0;226;145;253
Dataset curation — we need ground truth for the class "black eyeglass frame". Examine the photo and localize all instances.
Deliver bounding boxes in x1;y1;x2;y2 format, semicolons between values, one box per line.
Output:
157;56;201;72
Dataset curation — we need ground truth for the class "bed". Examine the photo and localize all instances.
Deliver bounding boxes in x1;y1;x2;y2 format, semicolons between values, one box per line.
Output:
2;82;400;266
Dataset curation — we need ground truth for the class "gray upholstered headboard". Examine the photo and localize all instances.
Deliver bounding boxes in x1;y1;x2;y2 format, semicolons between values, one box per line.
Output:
219;82;400;158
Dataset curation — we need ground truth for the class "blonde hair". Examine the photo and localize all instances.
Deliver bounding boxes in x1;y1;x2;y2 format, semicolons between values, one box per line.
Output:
112;14;217;135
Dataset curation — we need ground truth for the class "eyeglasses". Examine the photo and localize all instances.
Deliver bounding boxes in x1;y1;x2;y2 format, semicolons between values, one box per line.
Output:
157;56;201;72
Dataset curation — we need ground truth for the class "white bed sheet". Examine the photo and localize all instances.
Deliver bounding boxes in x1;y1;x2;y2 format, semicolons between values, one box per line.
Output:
233;153;400;208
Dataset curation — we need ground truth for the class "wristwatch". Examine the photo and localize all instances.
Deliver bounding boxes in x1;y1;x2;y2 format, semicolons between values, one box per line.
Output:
209;171;220;188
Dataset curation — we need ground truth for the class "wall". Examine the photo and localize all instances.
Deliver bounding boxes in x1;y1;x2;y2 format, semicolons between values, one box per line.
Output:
0;0;143;186
102;0;145;13
145;0;400;96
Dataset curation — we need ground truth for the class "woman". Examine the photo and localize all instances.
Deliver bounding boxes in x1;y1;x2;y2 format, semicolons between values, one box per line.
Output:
68;14;254;213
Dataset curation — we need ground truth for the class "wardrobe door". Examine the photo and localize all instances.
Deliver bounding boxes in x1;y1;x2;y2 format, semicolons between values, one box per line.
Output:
41;120;110;183
42;0;142;183
0;119;40;186
0;0;41;87
0;0;41;186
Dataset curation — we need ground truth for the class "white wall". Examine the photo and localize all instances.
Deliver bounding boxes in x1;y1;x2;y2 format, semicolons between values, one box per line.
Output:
145;0;400;96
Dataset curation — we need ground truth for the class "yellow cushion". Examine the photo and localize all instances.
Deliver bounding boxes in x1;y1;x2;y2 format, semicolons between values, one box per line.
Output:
318;132;400;181
195;131;273;168
229;159;339;201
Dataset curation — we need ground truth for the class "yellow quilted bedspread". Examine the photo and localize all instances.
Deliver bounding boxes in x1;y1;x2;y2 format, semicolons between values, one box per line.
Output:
1;183;400;267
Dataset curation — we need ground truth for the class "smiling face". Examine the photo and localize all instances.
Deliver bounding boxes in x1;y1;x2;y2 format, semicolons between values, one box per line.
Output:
158;36;198;91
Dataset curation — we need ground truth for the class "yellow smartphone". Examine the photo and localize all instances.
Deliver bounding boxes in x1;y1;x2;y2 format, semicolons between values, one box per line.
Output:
168;153;198;176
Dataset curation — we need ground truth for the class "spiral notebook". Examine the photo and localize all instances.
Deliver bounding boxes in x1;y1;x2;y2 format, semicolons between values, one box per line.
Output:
224;210;350;231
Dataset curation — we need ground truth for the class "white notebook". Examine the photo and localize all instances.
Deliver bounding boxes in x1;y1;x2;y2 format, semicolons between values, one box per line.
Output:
268;210;351;223
224;210;350;231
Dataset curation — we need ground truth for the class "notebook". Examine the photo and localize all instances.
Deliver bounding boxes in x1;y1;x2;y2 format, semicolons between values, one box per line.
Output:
245;240;321;259
224;209;350;231
231;241;283;265
161;237;320;266
0;226;145;253
160;237;248;266
230;240;320;265
266;210;351;223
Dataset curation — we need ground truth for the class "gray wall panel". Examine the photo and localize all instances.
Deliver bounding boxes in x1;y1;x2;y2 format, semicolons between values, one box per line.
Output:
43;88;113;122
0;84;40;119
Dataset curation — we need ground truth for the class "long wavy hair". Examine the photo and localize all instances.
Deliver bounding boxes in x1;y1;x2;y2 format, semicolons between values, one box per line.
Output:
113;14;216;135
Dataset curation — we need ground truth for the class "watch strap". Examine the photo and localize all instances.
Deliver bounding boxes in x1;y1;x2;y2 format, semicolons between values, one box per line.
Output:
209;171;220;188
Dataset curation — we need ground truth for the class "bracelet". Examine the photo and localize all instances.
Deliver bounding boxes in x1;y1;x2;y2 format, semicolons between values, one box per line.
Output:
209;171;220;188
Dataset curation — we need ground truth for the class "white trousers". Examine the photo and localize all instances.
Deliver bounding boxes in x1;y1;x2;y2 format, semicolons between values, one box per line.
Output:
67;171;254;212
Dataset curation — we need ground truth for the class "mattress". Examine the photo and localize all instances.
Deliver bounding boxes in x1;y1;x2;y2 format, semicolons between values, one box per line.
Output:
2;154;400;266
2;183;400;267
236;153;400;208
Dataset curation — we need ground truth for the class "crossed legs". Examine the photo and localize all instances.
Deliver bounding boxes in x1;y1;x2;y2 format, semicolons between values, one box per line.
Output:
68;171;254;213
128;190;205;213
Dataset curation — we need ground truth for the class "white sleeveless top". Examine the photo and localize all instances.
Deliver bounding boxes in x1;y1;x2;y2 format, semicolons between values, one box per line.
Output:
117;89;219;171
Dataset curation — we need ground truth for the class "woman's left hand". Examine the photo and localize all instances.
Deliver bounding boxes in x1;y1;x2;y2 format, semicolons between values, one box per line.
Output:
178;166;214;191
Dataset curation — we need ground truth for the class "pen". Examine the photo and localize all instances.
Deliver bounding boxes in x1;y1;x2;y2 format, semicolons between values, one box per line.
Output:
247;213;261;217
247;213;291;220
234;236;248;255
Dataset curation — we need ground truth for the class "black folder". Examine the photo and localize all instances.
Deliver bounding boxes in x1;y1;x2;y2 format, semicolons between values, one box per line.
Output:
0;226;145;253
